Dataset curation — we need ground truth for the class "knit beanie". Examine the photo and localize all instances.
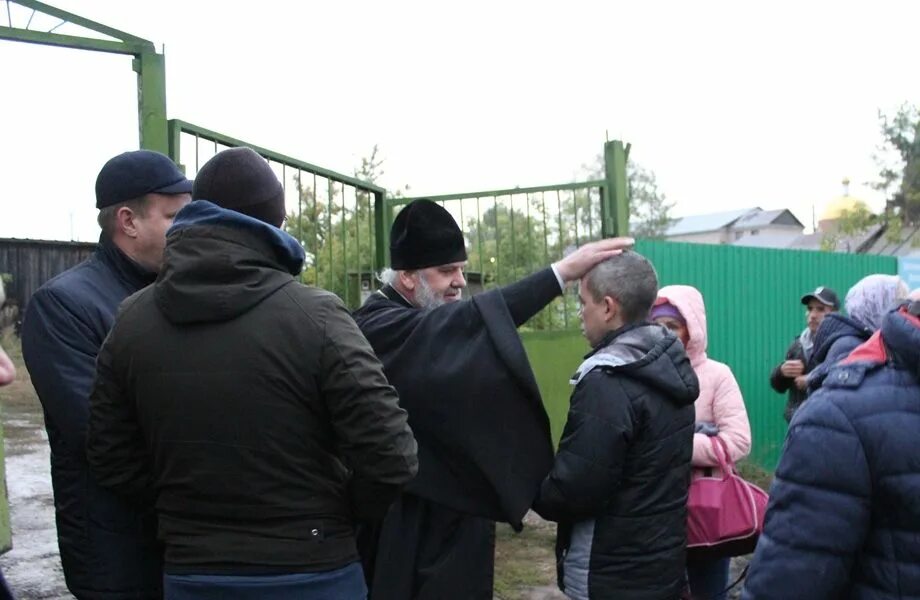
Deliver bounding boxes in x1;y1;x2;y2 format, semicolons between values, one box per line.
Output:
192;147;286;227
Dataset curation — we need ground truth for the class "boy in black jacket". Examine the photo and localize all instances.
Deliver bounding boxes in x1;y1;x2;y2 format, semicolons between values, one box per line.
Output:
534;252;699;600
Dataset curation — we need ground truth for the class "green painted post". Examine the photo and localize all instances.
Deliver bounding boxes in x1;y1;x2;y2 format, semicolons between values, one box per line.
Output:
373;191;389;271
135;51;169;155
603;140;630;237
0;417;10;554
167;119;184;170
2;1;169;153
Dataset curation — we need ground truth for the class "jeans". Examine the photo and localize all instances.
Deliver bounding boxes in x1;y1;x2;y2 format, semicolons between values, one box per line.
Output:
686;556;730;600
164;561;366;600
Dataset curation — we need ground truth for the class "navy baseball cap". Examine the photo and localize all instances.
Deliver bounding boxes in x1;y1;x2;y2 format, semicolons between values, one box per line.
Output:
801;286;840;309
95;150;193;209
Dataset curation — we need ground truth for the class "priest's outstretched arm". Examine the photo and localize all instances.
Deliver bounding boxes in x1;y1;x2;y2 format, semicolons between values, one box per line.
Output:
500;238;636;327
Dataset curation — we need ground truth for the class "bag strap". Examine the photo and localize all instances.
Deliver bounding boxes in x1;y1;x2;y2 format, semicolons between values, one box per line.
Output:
714;564;749;599
708;435;736;475
689;564;749;600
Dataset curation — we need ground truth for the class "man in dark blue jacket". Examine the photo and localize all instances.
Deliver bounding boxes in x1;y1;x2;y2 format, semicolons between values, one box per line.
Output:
744;300;920;599
21;150;191;599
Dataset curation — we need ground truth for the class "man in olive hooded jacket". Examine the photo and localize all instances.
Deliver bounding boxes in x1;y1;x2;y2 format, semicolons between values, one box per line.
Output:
87;147;418;599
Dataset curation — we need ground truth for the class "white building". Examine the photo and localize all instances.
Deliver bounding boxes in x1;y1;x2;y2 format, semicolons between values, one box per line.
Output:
664;207;805;245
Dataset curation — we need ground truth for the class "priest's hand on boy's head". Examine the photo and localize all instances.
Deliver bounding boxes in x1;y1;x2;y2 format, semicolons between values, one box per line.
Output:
553;237;635;283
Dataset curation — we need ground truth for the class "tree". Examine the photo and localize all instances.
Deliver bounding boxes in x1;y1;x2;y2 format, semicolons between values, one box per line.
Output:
284;145;398;309
465;200;575;330
628;164;674;238
819;205;878;252
583;156;675;238
872;104;920;227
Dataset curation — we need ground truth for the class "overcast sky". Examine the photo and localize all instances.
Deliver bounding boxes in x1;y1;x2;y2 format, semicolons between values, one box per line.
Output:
2;0;919;242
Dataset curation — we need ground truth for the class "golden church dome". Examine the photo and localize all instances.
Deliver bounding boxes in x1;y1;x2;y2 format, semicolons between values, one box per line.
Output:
821;177;869;221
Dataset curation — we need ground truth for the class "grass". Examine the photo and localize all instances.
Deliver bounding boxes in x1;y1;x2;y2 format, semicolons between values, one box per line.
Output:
737;460;774;491
493;516;560;600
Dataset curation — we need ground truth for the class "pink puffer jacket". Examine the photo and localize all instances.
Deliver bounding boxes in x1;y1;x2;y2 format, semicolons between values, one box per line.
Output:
655;285;752;468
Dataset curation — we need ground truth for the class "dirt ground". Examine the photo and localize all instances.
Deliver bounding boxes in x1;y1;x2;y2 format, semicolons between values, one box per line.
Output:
0;330;69;598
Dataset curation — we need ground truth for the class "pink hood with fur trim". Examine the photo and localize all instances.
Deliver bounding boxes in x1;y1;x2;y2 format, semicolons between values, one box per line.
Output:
655;285;752;468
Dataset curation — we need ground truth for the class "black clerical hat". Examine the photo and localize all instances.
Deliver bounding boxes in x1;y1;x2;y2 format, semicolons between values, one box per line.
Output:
390;199;467;270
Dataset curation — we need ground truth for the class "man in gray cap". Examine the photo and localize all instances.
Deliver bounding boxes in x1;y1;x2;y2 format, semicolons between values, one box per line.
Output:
770;285;840;422
21;149;192;599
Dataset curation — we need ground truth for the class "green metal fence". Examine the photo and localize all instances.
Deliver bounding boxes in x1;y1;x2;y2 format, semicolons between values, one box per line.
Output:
167;120;385;310
390;181;607;329
386;139;631;328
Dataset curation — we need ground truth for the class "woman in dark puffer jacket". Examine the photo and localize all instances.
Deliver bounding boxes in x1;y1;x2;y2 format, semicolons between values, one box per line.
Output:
744;299;920;599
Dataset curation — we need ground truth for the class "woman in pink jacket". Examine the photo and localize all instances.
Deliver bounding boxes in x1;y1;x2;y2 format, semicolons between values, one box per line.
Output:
651;285;752;600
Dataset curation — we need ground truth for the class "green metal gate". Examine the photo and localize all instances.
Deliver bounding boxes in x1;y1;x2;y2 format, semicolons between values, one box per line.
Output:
167;120;385;311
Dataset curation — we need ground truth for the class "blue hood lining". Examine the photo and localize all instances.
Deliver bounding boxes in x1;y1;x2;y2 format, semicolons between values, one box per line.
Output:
168;200;304;275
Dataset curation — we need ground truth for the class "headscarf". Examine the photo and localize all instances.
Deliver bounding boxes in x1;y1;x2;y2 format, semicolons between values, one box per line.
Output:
845;274;910;331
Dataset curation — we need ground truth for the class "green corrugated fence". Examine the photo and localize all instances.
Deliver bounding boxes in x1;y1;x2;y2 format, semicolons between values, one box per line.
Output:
522;241;898;469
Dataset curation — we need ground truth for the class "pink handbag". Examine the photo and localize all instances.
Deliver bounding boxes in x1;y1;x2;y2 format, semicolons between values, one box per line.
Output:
686;436;769;559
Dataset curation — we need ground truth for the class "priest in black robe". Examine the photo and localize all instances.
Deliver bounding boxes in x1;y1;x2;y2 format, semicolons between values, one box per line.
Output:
353;199;633;599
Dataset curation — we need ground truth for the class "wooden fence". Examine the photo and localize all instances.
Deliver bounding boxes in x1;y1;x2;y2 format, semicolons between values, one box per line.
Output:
0;238;97;325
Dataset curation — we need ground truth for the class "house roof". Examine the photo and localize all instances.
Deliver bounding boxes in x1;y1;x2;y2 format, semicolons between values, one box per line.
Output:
733;209;804;229
861;223;920;256
778;223;886;254
665;208;760;236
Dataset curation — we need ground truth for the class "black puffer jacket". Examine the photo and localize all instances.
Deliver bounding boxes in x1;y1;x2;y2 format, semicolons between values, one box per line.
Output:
21;236;162;599
534;324;699;600
86;201;418;575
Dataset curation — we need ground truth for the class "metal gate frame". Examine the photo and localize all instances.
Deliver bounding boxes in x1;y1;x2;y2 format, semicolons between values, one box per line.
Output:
1;0;169;153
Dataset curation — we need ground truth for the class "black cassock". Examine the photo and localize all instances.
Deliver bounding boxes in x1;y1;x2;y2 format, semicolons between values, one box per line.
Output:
352;269;560;599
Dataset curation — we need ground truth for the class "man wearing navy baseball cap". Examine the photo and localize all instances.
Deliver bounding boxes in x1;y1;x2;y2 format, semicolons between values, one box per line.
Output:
21;150;191;599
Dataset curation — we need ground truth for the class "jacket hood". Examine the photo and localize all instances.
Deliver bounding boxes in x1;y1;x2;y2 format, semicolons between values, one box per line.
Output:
880;307;920;377
811;313;871;366
655;285;707;366
572;323;699;407
154;201;305;325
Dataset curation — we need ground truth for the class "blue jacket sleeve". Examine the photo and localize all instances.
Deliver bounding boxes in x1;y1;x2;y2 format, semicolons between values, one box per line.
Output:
21;287;101;455
742;393;871;599
533;372;634;522
807;336;865;393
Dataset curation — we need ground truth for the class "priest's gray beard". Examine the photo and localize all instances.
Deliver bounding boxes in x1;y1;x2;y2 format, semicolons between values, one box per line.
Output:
416;272;460;309
377;268;460;309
